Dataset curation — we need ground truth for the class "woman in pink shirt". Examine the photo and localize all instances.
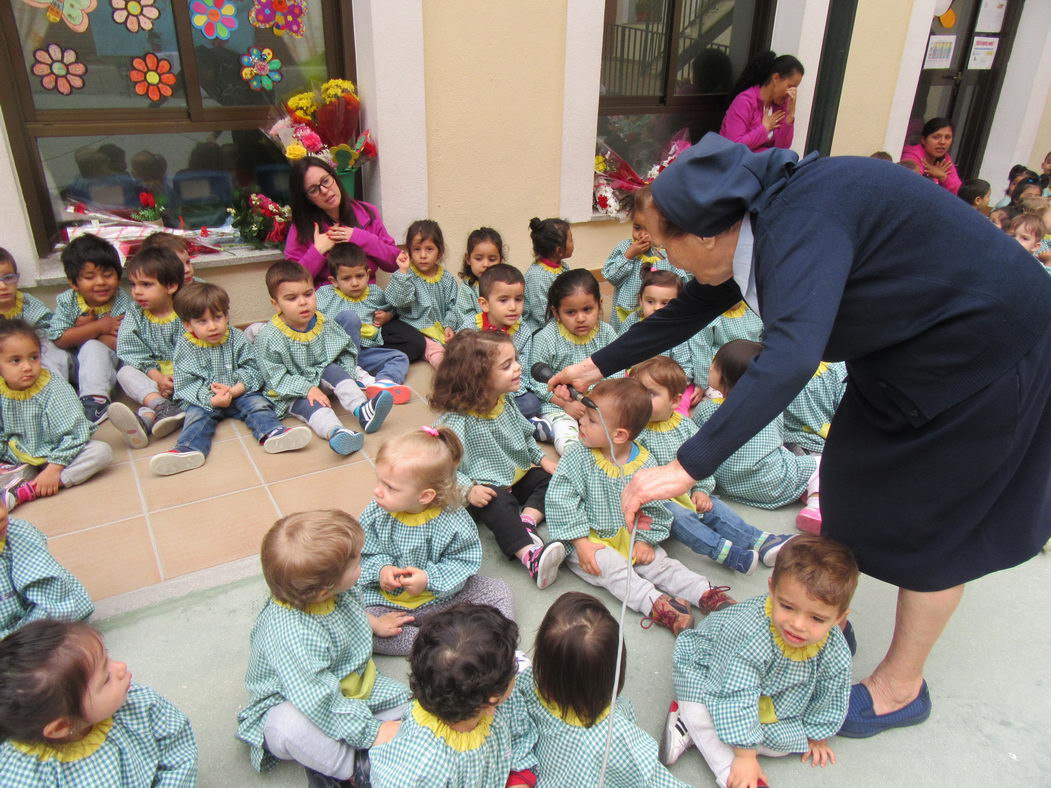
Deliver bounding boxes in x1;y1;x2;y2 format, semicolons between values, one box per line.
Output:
719;51;804;152
899;118;962;195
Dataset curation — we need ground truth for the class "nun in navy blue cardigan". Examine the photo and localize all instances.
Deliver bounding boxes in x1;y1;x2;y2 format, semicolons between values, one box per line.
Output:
550;133;1051;736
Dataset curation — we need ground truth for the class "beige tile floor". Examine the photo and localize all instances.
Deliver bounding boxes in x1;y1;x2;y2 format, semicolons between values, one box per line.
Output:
25;362;441;603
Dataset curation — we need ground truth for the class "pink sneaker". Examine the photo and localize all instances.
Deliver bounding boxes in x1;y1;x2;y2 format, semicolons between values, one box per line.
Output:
4;479;38;510
796;506;822;534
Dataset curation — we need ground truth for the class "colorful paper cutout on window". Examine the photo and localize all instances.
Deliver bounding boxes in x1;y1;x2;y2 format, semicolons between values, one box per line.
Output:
249;0;306;38
240;47;282;91
129;52;176;101
22;0;99;33
111;0;161;32
190;0;238;40
32;43;87;95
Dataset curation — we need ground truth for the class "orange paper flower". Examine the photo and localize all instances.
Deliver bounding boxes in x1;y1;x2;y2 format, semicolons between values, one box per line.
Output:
130;52;176;102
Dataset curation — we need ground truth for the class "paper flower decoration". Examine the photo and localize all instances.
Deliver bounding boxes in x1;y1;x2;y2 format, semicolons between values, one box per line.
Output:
129;52;176;102
190;0;238;40
284;143;307;160
23;0;98;33
249;0;306;38
240;47;282;91
32;44;87;95
110;0;161;32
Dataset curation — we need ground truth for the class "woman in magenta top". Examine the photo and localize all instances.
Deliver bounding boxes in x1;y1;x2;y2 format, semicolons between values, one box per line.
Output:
719;51;804;152
284;156;400;286
899;117;962;195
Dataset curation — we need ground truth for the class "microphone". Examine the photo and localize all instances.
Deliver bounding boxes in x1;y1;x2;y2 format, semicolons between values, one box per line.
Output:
531;363;598;409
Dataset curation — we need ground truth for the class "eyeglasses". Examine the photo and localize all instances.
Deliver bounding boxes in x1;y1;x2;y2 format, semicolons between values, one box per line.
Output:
305;175;337;198
0;274;19;285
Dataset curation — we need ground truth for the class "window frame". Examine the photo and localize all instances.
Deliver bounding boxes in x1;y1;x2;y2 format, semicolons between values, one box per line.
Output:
0;0;356;256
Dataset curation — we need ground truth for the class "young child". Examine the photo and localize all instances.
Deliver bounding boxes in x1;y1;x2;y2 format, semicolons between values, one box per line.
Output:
992;164;1035;210
546;378;734;635
432;331;565;588
359;426;514;654
0;319;112;510
523;217;573;333
370;604;527;787
602;209;680;329
957;178;991;213
315;242;412;404
237;509;411;783
695;340;822;535
255;260;392;457
527;269;618;455
0;500;93;639
139;230;197;285
384;220;459;369
107;248;186;448
662;536;857;788
0;619;197;784
147;283;312;476
1006;213;1046;258
454;226;505;329
632;357;792;574
689;300;763;394
0;247;67;381
514;591;690;787
783;362;847;454
47;234;132;424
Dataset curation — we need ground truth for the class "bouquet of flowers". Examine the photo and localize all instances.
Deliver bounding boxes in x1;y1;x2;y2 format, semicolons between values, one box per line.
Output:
593;128;691;217
130;191;166;223
266;78;377;175
228;191;292;248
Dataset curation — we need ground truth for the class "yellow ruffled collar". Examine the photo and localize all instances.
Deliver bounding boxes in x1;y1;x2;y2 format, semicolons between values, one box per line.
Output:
271;312;325;342
765;596;828;661
143;308;177;324
646;412;683;432
536;688;610;728
468;396;506;420
76;293;114;316
590;443;649;478
812;362;831;378
273;595;337;616
557;322;599;345
184;329;230;347
392;505;443;527
333;286;369;303
0;368;49;400
722;301;749;318
410;264;444;284
0;291;24;318
411;701;493;752
12;717;113;762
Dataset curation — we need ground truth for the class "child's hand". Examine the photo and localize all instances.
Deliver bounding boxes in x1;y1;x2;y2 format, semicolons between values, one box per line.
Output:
443;326;455;342
96;314;124;336
372;719;400;747
305;386;330;408
398;567;428;596
629;511;653;532
802;738;836;768
626;238;651;259
73;315;95;328
148;370;173;398
396;251;411;271
468;484;497;508
728;751;766;788
574;538;604;576
540;455;558;475
313;222;336;255
762;109;785;132
632;540;655;565
690;385;705;406
373;309;391;327
98;333;119;351
378;565;403;592
691;490;714;513
368;610;414;638
562;400;587;421
210;389;233;408
32;464;63;497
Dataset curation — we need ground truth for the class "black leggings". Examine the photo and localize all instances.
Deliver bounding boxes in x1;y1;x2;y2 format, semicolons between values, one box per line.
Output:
467;467;551;557
380;318;427;362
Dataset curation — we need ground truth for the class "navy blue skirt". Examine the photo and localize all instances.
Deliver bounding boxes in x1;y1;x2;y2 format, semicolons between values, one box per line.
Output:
821;323;1051;592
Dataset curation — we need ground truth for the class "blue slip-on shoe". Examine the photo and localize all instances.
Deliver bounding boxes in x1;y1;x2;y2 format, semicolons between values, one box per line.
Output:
837;681;931;738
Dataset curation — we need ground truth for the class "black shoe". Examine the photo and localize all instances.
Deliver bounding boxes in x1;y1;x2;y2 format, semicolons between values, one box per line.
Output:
350;749;371;788
304;766;347;788
80;395;110;425
150;399;185;439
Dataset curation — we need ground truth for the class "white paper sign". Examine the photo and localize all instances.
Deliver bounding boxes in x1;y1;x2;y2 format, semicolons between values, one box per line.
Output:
923;35;956;70
968;36;999;70
975;0;1006;33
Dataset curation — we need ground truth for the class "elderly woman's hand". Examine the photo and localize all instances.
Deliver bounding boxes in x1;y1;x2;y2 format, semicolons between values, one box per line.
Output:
621;460;696;530
547;358;603;394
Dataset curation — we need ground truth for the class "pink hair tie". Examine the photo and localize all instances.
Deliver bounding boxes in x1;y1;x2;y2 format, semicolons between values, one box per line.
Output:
420;426;440;437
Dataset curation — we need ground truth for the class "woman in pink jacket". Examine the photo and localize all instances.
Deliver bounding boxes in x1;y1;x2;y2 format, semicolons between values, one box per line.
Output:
719;51;804;152
899;117;962;195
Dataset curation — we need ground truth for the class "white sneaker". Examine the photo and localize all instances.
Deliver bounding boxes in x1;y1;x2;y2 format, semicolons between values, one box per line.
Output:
149;449;205;476
262;426;312;454
355;366;376;387
659;701;694;766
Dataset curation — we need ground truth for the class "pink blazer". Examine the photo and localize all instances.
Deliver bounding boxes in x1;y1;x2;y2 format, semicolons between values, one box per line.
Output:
719;85;794;152
284;199;400;285
899;143;962;195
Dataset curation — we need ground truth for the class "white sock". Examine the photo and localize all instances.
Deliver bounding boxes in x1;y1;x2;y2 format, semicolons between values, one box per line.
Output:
306;408;343;439
334;379;366;412
806;493;820;509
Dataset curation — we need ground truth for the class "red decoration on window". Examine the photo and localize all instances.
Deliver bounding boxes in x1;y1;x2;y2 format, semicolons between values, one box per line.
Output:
129;52;176;102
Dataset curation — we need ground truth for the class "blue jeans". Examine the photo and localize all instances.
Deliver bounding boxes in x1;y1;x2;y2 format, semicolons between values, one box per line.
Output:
334;310;409;383
515;391;542;419
175;393;283;456
666;498;765;559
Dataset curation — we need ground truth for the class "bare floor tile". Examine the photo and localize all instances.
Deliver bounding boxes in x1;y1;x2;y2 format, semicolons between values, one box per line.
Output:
48;518;161;599
135;439;256;510
268;462;377;518
23;461;143;536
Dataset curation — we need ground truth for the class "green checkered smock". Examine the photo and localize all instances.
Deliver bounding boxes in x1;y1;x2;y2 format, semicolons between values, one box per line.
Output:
236;590;410;772
370;700;516;788
172;328;264;411
673;594;852;753
0;684;197;787
523;260;567;334
512;666;689;788
687;301;764;388
116;306;181;374
618;310;694;381
0;291;53;332
315;284;389;348
0;369;95;467
693;399;817;509
546;442;670;551
783;362;847;452
452;279;481;331
0;517;93;639
255;313;358;417
358;501;482;610
602;240;683;329
638;413;715;496
438;395;545;488
384;266;459;344
47;288;132;343
526;321;618;416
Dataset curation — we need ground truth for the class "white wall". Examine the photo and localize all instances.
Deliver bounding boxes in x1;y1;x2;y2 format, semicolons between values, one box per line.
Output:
882;0;938;156
0;103;41;284
770;0;831;156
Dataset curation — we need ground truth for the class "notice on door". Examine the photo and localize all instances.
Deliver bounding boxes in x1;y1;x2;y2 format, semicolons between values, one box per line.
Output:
975;0;1007;33
923;35;956;70
967;37;999;70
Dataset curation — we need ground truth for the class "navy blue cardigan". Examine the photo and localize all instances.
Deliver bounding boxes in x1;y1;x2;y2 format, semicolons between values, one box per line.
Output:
592;156;1051;480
